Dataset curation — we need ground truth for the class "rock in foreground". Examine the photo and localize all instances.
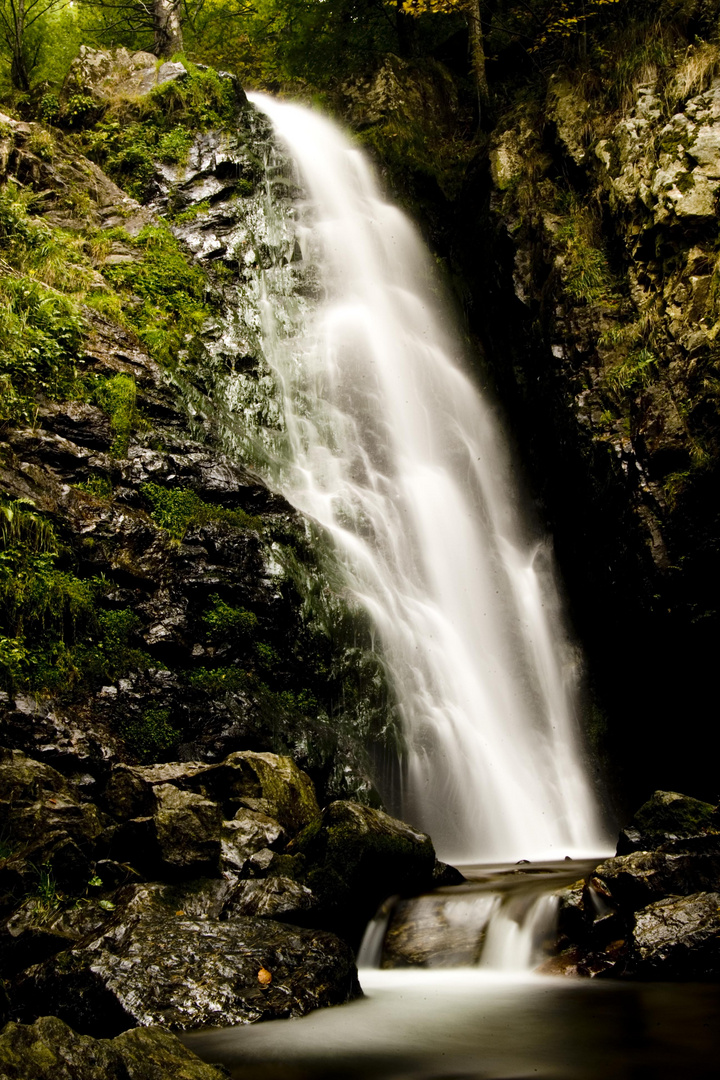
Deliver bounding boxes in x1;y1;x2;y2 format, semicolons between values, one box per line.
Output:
551;790;720;979
0;1015;225;1080
16;909;359;1036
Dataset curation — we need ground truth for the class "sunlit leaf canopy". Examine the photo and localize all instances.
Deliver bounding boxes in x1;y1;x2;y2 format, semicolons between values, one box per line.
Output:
0;0;657;103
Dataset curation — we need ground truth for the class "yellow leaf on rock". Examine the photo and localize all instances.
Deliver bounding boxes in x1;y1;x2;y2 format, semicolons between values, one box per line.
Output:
257;967;272;986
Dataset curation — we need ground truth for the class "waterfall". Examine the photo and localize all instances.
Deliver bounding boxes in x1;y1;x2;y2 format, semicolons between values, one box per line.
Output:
247;93;608;863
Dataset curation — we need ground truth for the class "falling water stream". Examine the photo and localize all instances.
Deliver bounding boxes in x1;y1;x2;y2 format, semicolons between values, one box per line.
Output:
246;93;607;865
184;96;720;1080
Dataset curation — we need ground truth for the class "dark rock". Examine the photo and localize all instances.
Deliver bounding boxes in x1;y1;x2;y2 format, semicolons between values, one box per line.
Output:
0;1015;226;1079
592;849;720;911
632;892;720;979
197;751;320;834
220;808;285;872
381;892;490;969
432;860;466;887
617;790;717;854
221;877;316;921
16;908;360;1035
292;800;437;946
0;897;116;977
153;783;222;877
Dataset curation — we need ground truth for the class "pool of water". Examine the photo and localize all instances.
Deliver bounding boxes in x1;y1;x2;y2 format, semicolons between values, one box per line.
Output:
183;861;720;1080
184;969;720;1080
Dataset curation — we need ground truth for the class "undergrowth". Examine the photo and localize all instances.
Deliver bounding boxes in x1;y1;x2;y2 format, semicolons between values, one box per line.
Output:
0;497;152;697
77;63;239;200
142;482;261;539
99;224;209;366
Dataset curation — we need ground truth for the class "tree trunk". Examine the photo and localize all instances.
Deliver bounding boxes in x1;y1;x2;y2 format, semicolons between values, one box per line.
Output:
8;0;30;90
154;0;183;58
465;0;489;125
395;0;415;57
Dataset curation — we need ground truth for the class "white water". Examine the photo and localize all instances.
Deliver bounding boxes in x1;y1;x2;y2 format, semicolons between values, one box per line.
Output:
248;93;608;863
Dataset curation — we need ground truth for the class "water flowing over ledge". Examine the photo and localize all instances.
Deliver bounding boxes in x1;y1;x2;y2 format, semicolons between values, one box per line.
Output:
247;92;609;863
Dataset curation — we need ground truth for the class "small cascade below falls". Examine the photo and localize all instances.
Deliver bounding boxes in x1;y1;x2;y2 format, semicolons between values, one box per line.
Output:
358;861;597;974
247;93;609;863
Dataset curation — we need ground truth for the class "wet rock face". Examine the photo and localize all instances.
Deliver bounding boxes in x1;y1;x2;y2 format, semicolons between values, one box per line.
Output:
474;55;720;805
551;790;720;979
0;1015;227;1080
16;912;360;1035
293;800;437;947
632;892;720;978
1;740;445;1036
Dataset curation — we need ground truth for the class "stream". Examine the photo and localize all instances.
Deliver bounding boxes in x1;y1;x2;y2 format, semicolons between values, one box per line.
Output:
185;860;720;1079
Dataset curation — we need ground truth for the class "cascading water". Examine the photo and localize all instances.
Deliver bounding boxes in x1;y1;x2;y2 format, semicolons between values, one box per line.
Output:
247;92;608;864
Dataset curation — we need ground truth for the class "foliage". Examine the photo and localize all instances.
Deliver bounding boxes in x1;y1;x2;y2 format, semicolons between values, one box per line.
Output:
186;0;402;90
556;208;619;306
202;594;258;643
142;481;261;539
78;62;237;195
31;861;64;919
0;184;88;422
75;474;113;498
0;499;97;694
119;706;181;762
89;372;137;457
100;224;208;365
80;607;154;682
0;497;154;695
605;345;658;393
0;0;67;90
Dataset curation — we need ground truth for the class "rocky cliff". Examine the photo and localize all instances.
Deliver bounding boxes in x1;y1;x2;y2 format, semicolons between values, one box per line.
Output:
470;47;720;811
0;50;452;1073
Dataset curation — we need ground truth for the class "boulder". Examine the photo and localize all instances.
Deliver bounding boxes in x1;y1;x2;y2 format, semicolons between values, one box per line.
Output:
222;876;316;921
632;892;720;979
16;907;360;1035
0;897;115;978
152;783;222;876
63;48;187;104
200;751;320;834
220;807;285;872
617;790;717;854
292;800;436;945
591;848;720;912
0;1015;226;1080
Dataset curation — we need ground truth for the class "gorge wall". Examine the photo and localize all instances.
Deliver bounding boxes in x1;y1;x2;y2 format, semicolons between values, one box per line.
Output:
340;31;720;817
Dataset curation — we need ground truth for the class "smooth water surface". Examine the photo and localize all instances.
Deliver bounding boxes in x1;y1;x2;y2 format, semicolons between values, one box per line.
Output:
247;93;608;863
186;969;720;1080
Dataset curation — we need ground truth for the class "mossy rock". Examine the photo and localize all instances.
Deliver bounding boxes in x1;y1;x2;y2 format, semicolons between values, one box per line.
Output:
0;1015;226;1079
203;751;320;836
291;800;436;946
633;791;717;842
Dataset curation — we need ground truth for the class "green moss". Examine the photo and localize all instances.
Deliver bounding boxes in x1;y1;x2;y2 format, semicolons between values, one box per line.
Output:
171;200;210;224
101;225;209;366
142;482;261;540
188;665;248;693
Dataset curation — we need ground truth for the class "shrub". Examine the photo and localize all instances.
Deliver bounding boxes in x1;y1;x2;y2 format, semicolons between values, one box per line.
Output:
142;482;261;539
202;594;258;643
120;707;181;762
90;373;137;457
